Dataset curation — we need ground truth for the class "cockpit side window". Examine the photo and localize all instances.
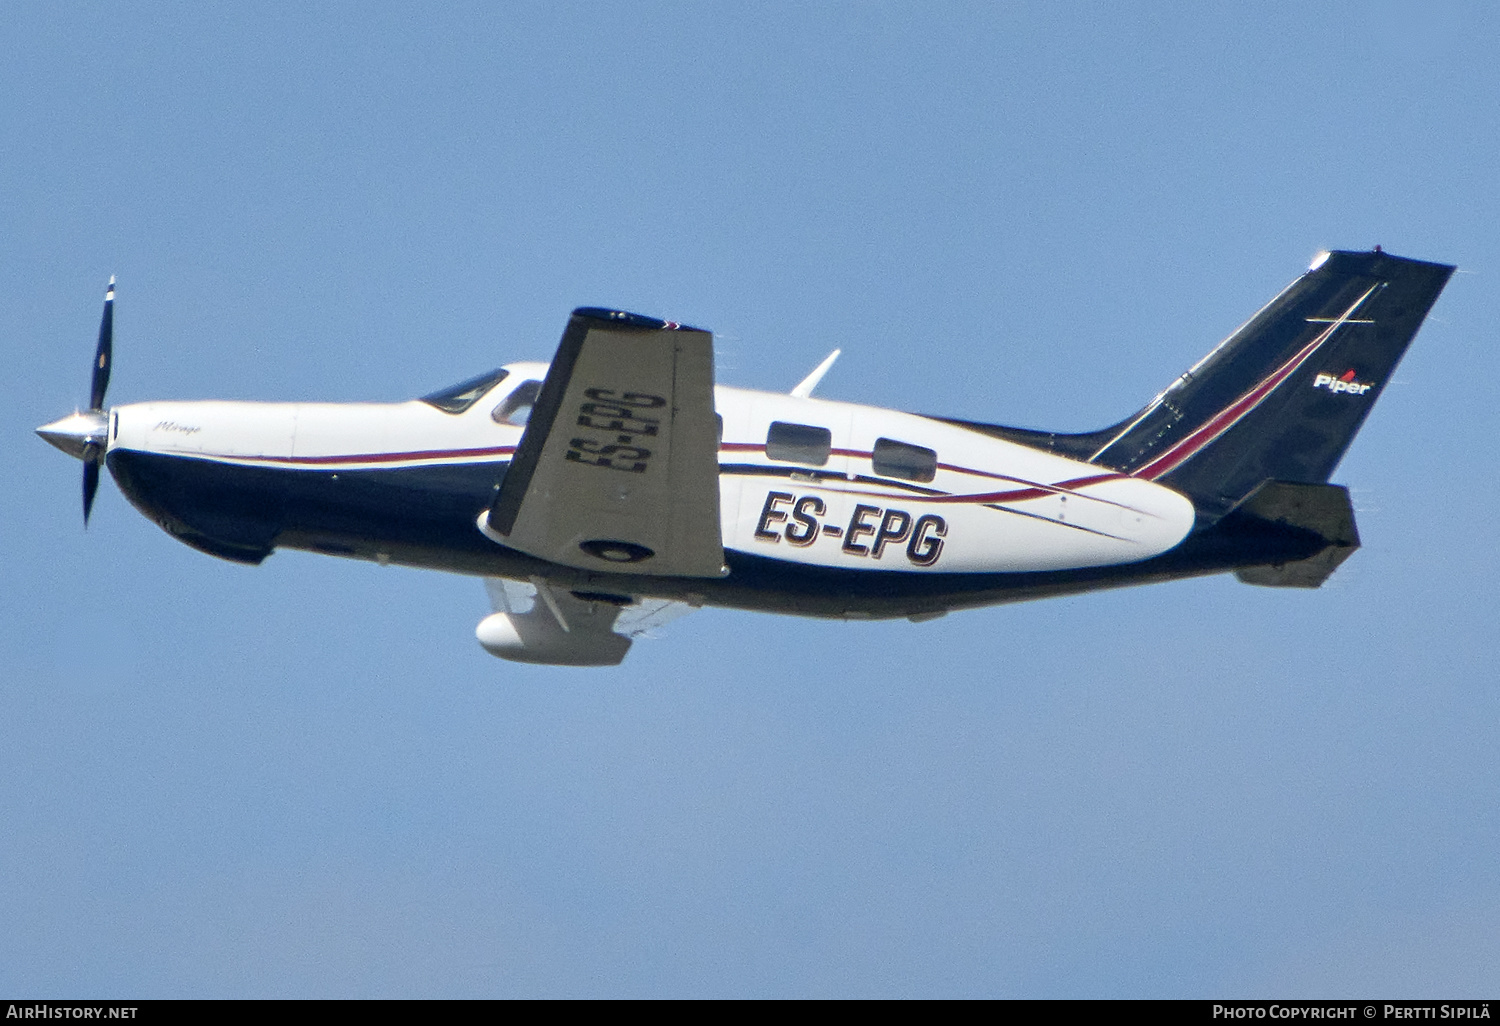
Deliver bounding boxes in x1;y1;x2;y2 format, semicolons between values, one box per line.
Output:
420;368;510;414
492;379;544;426
766;421;832;465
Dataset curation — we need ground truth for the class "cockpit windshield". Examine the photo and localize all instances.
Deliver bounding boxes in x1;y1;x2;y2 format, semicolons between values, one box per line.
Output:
420;368;510;414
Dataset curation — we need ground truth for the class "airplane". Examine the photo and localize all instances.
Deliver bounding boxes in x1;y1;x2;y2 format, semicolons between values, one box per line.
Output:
37;248;1454;666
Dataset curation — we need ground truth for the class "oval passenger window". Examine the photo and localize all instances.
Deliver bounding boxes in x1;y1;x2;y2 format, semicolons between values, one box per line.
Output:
766;421;832;465
872;438;937;482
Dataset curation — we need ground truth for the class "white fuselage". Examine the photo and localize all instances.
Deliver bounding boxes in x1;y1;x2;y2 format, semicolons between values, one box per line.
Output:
106;361;1195;584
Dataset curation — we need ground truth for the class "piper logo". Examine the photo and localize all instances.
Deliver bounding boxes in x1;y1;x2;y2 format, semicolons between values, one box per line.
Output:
1313;369;1374;395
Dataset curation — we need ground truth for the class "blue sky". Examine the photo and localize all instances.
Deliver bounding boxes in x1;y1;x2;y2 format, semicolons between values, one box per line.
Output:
4;2;1498;997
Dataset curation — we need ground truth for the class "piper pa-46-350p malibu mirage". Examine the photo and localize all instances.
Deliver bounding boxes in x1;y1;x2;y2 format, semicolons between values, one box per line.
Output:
38;249;1453;665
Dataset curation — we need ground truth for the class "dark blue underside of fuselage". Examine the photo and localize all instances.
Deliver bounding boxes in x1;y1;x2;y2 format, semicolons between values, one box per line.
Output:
106;449;1325;617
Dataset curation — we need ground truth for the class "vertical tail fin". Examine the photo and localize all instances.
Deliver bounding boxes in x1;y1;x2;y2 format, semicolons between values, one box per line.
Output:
934;249;1454;514
1084;249;1454;513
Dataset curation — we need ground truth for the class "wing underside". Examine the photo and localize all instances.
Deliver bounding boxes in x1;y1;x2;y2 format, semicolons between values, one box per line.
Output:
485;308;724;578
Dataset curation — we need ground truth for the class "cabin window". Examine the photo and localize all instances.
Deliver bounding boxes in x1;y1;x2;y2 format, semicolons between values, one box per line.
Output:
873;437;937;482
766;421;832;465
420;368;510;414
492;380;543;426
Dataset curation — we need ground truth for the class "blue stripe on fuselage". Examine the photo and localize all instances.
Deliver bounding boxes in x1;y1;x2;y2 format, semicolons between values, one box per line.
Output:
104;448;1323;616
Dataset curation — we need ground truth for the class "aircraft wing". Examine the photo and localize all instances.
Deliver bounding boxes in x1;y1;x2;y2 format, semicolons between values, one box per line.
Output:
486;308;724;578
477;577;697;666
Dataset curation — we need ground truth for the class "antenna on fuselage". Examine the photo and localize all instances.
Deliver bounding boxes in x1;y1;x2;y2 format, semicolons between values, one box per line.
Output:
790;349;841;399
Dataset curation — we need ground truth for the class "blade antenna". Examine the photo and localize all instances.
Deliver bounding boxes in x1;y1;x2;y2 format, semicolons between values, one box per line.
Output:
790;348;841;398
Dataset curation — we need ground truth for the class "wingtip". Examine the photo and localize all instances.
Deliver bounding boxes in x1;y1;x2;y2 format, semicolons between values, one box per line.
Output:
572;307;705;333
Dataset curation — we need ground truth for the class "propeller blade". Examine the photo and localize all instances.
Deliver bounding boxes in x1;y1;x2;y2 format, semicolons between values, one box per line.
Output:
89;276;114;410
83;460;100;525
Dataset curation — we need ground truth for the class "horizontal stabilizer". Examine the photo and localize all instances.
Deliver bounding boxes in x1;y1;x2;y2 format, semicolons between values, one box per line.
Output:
1230;480;1359;589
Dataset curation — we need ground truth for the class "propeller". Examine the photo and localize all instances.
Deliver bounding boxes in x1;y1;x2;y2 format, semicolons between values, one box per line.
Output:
92;277;114;411
82;448;102;523
36;277;116;525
